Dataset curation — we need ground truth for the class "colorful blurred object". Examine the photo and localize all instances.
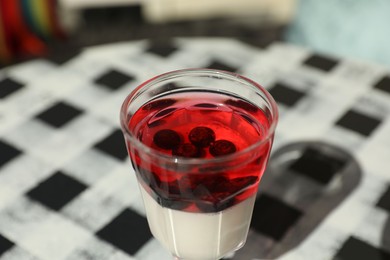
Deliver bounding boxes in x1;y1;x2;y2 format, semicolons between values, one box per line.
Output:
0;0;65;64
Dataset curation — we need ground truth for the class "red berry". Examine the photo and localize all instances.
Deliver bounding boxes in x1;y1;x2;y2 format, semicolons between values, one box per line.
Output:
209;140;236;156
153;129;181;150
189;127;216;147
172;143;203;158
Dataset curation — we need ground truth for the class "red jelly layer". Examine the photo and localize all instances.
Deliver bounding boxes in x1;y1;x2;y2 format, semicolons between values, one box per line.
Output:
127;92;272;213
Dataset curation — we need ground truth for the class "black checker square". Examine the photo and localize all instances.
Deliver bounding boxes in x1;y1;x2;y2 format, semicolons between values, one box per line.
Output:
303;54;339;72
251;193;302;240
374;75;390;94
335;109;382;137
0;78;25;99
46;44;81;65
0;234;14;256
268;82;306;107
289;147;346;184
0;140;21;168
377;186;390;212
94;69;134;90
335;237;390;260
146;41;178;57
27;171;87;211
96;208;152;255
35;101;83;128
207;60;238;72
94;129;128;161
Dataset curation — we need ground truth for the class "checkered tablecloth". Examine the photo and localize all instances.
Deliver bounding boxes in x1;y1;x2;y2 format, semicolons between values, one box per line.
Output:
1;38;390;260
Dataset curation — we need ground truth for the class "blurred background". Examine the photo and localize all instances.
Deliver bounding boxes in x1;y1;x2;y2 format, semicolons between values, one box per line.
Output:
1;0;390;67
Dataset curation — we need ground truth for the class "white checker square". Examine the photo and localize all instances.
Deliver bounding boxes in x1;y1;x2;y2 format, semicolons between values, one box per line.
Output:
276;110;328;141
322;127;365;154
135;238;172;260
287;61;332;86
241;57;280;89
127;52;173;76
29;131;92;167
90;92;128;126
294;95;345;125
166;47;213;70
83;40;146;60
1;87;56;124
325;197;371;237
3;119;57;151
264;43;310;71
332;59;389;87
0;109;25;136
206;41;258;69
0;154;54;197
31;69;85;98
169;47;209;70
0;246;40;260
353;90;390;120
357;142;390;181
176;37;225;50
277;67;323;92
353;207;389;249
64;149;121;185
108;56;160;82
61;186;125;231
312;80;363;108
7;59;58;83
0;185;20;212
96;165;140;207
63;56;115;81
62;114;114;146
267;42;310;63
0;197;90;260
325;69;372;94
63;83;111;111
19;210;91;260
275;105;291;121
353;173;389;206
370;119;390;147
65;236;135;260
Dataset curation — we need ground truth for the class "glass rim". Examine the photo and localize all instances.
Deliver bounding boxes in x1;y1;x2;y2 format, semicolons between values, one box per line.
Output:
120;68;279;165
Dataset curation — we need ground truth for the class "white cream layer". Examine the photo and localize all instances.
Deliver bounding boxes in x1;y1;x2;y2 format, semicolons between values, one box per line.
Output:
140;186;256;260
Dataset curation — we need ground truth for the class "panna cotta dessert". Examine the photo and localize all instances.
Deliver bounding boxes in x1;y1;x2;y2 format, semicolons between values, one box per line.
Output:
123;90;274;259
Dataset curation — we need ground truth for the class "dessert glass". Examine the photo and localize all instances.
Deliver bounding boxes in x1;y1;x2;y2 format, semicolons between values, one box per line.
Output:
120;69;278;260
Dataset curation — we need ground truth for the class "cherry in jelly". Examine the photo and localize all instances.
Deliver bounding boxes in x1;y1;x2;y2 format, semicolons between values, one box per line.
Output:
172;143;203;158
189;126;216;148
209;140;237;157
153;129;181;150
